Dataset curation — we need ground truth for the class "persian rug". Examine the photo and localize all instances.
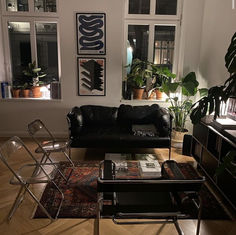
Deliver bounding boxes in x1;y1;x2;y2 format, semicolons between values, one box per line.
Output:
34;161;231;219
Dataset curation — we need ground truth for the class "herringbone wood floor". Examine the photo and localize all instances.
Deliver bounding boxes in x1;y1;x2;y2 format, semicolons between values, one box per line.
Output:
0;137;235;235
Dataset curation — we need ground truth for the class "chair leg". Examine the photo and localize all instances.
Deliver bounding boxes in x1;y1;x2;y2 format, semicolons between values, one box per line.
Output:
63;151;75;168
196;196;203;235
7;185;27;221
173;217;184;235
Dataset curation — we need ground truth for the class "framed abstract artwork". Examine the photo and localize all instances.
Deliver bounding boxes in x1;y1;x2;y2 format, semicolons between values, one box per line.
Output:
77;57;106;96
76;13;106;55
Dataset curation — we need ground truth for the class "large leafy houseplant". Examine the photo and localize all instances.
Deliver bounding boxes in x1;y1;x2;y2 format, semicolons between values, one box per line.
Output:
161;71;207;132
23;61;46;87
190;32;236;177
126;58;153;99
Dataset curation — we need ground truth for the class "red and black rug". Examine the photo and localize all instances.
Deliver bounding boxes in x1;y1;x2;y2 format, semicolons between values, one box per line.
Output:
34;161;230;219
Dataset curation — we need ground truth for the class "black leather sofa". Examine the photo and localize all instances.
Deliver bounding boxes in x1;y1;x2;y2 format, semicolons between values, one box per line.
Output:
67;104;172;157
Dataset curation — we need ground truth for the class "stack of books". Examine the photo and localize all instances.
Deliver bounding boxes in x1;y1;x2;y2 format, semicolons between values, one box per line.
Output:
139;160;161;177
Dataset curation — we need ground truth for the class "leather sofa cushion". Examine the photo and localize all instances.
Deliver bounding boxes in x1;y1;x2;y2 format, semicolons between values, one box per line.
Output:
80;105;118;126
118;104;160;125
70;126;170;148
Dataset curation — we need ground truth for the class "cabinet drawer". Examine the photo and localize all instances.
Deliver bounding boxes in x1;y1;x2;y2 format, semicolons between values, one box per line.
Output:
201;149;218;179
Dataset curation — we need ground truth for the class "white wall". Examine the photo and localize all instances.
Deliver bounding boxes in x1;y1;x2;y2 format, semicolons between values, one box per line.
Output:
199;0;236;87
1;0;232;137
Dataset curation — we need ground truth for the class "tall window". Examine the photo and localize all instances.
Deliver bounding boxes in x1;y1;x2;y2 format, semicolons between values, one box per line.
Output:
123;0;182;100
1;0;60;99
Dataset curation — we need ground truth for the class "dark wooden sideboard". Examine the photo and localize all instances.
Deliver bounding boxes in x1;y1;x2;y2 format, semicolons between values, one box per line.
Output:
191;122;236;210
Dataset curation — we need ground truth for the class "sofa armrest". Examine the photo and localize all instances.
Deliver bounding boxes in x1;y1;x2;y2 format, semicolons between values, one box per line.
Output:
67;106;84;139
154;107;173;137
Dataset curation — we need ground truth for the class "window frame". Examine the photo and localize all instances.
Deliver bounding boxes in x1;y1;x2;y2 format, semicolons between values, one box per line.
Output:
1;0;61;99
123;0;183;76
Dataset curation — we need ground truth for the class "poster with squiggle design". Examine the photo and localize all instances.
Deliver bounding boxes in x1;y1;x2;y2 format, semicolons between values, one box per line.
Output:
76;13;106;55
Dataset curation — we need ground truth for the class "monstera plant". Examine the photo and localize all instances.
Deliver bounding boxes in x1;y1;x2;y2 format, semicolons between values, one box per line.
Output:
190;32;236;123
190;32;236;176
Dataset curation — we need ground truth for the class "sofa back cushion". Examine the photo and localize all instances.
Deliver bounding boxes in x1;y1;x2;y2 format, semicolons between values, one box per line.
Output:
81;105;118;126
117;104;160;125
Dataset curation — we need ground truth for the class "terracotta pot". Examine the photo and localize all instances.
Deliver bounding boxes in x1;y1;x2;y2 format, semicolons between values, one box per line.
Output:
155;89;163;100
31;86;42;98
147;91;155;100
171;128;188;148
133;88;144;99
22;89;30;98
12;89;20;98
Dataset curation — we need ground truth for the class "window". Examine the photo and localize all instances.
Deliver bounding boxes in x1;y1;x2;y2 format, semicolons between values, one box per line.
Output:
1;0;60;99
123;0;182;100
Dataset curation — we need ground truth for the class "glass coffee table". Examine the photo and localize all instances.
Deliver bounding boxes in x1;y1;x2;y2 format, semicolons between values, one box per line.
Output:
97;159;205;235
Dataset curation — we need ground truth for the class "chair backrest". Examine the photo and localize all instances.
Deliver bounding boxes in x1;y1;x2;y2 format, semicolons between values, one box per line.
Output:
28;119;55;143
0;136;39;183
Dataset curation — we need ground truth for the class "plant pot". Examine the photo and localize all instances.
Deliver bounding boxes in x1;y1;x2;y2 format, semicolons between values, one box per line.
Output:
133;88;144;99
31;86;42;98
12;89;20;98
147;91;155;100
22;89;30;98
155;89;163;100
171;128;188;149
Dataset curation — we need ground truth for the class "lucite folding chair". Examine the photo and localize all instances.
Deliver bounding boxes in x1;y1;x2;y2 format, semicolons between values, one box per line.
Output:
0;136;64;221
27;119;74;181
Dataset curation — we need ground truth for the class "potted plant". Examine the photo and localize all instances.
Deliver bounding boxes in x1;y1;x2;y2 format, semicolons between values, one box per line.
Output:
148;66;176;100
12;83;21;98
126;59;152;99
160;70;207;147
23;61;46;98
190;32;236;175
21;82;31;98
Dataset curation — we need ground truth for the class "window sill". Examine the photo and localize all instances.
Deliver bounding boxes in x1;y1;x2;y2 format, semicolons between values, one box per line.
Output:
0;97;61;102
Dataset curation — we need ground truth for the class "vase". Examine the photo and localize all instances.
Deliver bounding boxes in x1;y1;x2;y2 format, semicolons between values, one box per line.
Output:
22;89;30;98
12;89;20;98
171;128;188;149
155;89;163;100
32;86;42;98
133;88;144;100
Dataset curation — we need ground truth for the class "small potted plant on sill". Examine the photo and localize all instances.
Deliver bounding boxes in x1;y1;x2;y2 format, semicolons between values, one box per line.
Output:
126;59;152;99
147;65;176;100
23;61;46;98
12;83;21;98
160;70;207;147
21;82;31;98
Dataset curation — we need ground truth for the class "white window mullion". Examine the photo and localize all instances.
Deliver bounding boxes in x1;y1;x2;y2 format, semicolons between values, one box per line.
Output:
148;22;155;62
150;0;156;16
30;20;37;64
28;0;34;12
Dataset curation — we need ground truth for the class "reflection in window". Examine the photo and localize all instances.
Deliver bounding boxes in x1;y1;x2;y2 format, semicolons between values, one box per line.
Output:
129;0;150;14
156;0;177;15
34;0;56;12
36;23;59;83
153;26;175;71
6;0;28;11
128;25;149;61
8;22;31;84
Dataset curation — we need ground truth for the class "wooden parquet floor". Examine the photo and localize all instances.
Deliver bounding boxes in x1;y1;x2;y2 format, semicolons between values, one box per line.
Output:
0;137;235;235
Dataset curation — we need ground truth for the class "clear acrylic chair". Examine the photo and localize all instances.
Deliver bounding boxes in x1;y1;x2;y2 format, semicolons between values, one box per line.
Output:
0;136;64;221
27;119;74;180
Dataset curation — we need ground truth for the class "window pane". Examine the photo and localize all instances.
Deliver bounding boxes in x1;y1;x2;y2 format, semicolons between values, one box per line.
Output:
36;23;58;83
156;0;177;15
153;26;175;71
6;0;28;11
8;22;31;84
129;0;150;14
34;0;56;12
128;25;149;61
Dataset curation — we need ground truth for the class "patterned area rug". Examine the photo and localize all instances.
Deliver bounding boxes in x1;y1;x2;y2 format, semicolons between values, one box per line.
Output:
34;161;230;219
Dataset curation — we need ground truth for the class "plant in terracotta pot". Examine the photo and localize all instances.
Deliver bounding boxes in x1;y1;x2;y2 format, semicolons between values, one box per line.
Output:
23;61;46;98
160;70;207;147
12;83;22;98
21;82;31;98
148;65;176;100
126;59;152;99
